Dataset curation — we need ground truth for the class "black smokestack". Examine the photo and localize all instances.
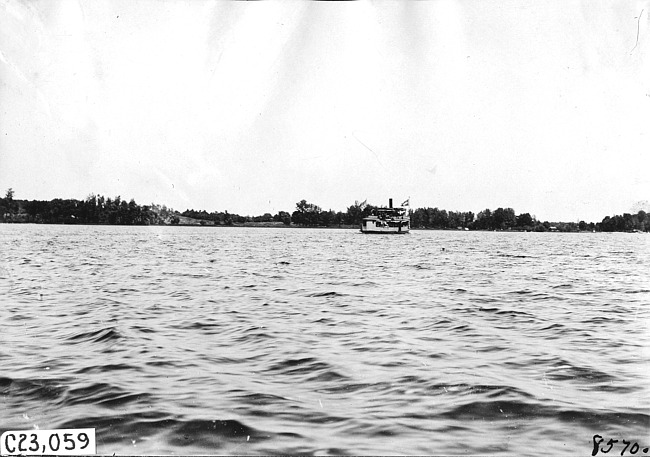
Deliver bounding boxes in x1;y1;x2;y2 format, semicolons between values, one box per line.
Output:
389;198;393;208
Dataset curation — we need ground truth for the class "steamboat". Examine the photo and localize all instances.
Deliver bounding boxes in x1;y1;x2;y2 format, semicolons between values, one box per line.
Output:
360;198;410;234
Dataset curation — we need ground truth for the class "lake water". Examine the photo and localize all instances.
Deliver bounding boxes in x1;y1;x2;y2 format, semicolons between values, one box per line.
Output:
0;225;648;455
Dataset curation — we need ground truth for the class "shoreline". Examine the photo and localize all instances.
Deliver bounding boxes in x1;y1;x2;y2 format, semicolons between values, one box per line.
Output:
1;221;646;233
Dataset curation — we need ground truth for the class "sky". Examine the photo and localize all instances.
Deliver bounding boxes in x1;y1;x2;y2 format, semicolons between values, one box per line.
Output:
1;0;648;222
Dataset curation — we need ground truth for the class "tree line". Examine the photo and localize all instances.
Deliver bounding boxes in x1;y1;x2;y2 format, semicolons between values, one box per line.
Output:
285;199;649;232
1;188;648;232
0;189;165;225
181;199;378;227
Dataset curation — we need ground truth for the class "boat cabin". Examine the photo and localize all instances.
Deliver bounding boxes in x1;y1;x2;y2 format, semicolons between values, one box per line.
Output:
360;199;410;234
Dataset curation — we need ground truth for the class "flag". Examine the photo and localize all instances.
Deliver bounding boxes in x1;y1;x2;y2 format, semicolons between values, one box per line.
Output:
401;199;409;206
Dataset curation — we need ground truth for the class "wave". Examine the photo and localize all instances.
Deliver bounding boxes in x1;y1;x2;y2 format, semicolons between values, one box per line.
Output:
545;359;619;384
59;414;300;453
265;357;348;382
441;400;650;428
168;419;268;447
74;363;141;375
62;382;153;408
0;376;67;404
307;291;348;297
65;327;123;344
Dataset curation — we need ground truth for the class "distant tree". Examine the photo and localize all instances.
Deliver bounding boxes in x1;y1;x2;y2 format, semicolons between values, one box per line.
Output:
362;204;377;220
128;199;140;224
493;207;516;229
319;209;339;227
253;212;274;223
294;199;322;226
232;214;247;224
273;211;291;225
291;210;304;226
411;207;434;228
516;213;534;228
474;209;493;230
462;211;475;228
335;211;344;227
554;221;579;232
637;211;648;232
345;200;368;226
410;208;423;228
2;188;16;218
447;211;462;229
296;200;310;213
622;213;635;231
429;208;448;229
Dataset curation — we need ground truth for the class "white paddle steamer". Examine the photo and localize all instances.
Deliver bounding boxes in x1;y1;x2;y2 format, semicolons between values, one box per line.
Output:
360;199;410;234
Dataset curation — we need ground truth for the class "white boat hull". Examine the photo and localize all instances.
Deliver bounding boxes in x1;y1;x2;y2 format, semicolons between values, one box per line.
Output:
360;219;410;234
360;228;409;234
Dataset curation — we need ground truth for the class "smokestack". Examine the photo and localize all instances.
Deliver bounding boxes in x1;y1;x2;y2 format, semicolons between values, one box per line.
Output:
389;198;393;208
